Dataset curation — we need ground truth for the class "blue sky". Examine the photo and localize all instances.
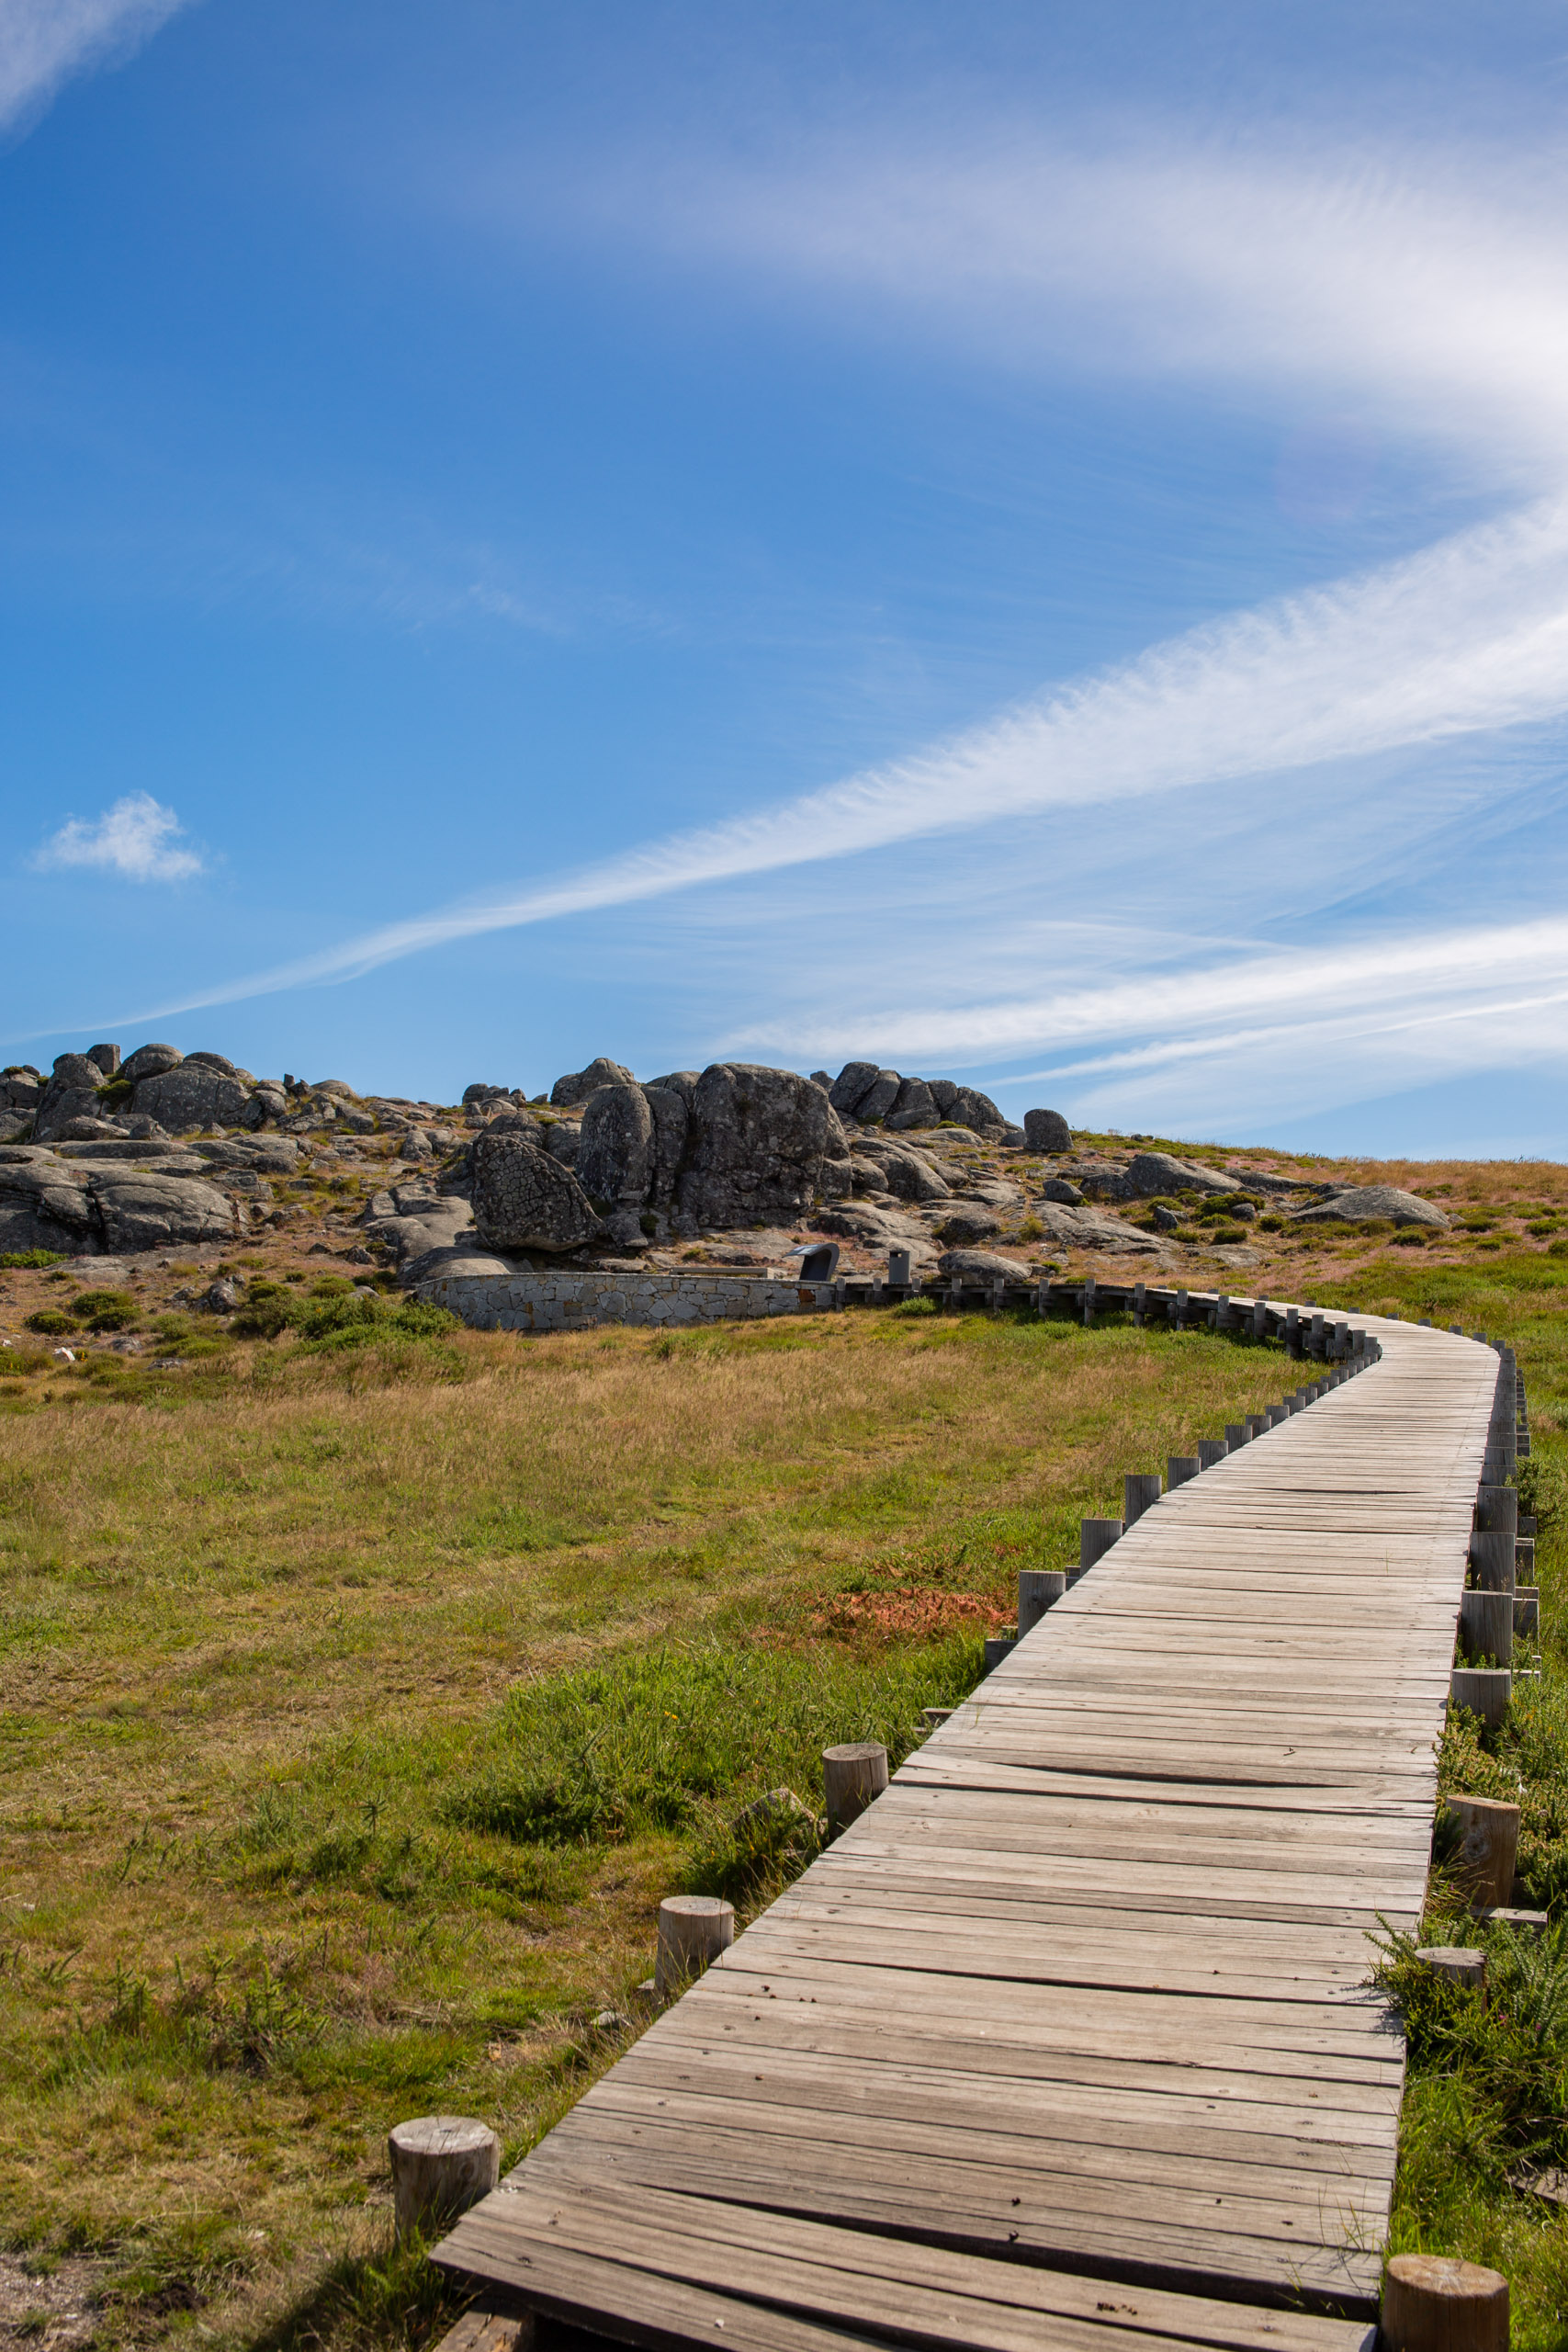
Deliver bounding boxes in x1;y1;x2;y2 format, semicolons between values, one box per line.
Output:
6;1;1568;1152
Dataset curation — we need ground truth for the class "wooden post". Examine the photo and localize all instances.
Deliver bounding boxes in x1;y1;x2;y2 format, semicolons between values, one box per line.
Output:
1246;1413;1269;1439
1035;1275;1049;1317
1224;1422;1249;1449
1198;1438;1228;1470
1123;1472;1161;1525
655;1894;735;1993
1476;1486;1518;1539
1168;1454;1199;1487
1469;1530;1516;1593
1450;1667;1511;1728
1445;1795;1519;1908
1082;1275;1096;1327
1172;1287;1188;1328
1266;1405;1289;1428
1460;1588;1513;1666
1382;2254;1507;2352
1251;1296;1268;1339
982;1634;1017;1674
822;1742;888;1837
389;2116;500;2239
1077;1517;1122;1579
1284;1305;1300;1356
949;1277;964;1311
1515;1589;1540;1638
1133;1281;1145;1327
1214;1293;1232;1332
1019;1568;1066;1632
1309;1312;1325;1357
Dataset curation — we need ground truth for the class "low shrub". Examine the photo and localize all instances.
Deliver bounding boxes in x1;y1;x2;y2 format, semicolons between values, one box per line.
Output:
25;1307;79;1335
72;1288;139;1332
0;1250;64;1270
443;1638;980;1850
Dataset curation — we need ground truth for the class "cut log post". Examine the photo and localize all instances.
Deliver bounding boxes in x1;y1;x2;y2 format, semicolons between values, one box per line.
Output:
1018;1568;1066;1633
389;2116;501;2240
1224;1422;1249;1449
655;1894;736;1992
818;1749;888;1834
1246;1414;1269;1440
1460;1587;1513;1666
1450;1667;1511;1729
982;1634;1017;1674
1168;1454;1200;1487
1284;1305;1301;1356
1077;1517;1122;1580
1251;1297;1269;1339
1413;1948;1487;1991
1082;1276;1097;1327
1214;1293;1233;1332
1517;1536;1537;1580
1469;1529;1516;1593
822;1742;888;1838
1445;1794;1519;1908
1123;1472;1162;1526
1309;1312;1325;1356
1266;1405;1289;1429
1171;1287;1188;1328
1133;1280;1146;1327
1197;1438;1228;1470
1382;2253;1507;2352
1515;1589;1540;1639
921;1705;953;1728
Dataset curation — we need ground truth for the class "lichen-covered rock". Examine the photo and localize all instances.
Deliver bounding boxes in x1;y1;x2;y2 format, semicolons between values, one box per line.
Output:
131;1061;250;1133
1292;1185;1449;1228
674;1064;853;1229
119;1043;183;1084
947;1084;1005;1130
0;1160;96;1254
644;1084;691;1208
471;1132;601;1252
1034;1202;1163;1253
1024;1108;1072;1152
577;1084;655;1208
645;1070;699;1106
885;1077;940;1131
550;1057;634;1109
1042;1176;1084;1205
1115;1151;1240;1200
842;1136;949;1202
828;1061;879;1115
89;1171;236;1252
938;1204;1002;1245
937;1247;1033;1283
852;1069;902;1124
32;1054;108;1142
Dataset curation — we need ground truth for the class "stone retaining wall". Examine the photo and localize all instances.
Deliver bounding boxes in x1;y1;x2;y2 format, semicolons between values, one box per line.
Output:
422;1266;815;1332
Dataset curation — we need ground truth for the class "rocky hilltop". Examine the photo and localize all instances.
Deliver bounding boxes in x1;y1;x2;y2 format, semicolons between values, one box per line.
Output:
0;1044;1450;1329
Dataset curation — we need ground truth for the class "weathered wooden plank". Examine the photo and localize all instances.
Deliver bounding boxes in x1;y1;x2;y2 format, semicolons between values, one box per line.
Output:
430;1317;1498;2346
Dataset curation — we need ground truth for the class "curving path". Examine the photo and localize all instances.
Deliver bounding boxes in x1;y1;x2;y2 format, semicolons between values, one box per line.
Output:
434;1314;1504;2352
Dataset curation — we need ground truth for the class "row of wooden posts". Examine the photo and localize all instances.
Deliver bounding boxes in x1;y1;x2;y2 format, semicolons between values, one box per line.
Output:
386;1314;1532;2352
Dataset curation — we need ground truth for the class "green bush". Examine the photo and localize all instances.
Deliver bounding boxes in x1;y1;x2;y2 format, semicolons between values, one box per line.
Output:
295;1295;459;1351
24;1307;79;1335
72;1288;139;1332
443;1639;980;1850
0;1250;64;1270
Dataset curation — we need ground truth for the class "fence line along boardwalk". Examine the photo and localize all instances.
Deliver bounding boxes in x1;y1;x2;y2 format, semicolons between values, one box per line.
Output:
434;1315;1502;2352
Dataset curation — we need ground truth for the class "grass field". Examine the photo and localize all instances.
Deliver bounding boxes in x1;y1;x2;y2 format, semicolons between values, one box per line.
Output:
5;1143;1568;2352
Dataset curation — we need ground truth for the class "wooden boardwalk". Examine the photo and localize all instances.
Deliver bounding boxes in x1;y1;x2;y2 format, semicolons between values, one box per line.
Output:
435;1314;1502;2352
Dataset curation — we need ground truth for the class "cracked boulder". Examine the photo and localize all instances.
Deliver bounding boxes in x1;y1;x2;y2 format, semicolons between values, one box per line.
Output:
1113;1151;1241;1200
131;1061;251;1132
577;1083;656;1209
674;1064;853;1230
1292;1185;1449;1228
471;1132;602;1252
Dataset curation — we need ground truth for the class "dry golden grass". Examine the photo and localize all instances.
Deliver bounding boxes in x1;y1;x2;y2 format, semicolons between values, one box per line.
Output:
0;1307;1298;2352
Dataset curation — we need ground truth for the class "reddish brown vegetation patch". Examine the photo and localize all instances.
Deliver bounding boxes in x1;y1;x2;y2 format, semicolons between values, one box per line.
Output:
812;1587;1013;1637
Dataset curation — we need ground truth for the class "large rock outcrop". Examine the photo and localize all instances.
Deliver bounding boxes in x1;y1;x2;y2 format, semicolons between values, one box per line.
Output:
92;1171;234;1252
119;1043;183;1084
826;1063;1005;1132
32;1054;109;1142
0;1148;237;1255
471;1132;601;1252
1024;1108;1071;1152
674;1064;853;1229
132;1061;251;1133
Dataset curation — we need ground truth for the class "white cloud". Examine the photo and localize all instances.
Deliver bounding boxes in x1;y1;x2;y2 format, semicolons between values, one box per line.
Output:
33;790;203;881
0;0;195;137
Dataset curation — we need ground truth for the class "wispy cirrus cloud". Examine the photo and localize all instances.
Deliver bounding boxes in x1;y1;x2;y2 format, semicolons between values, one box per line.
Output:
0;0;196;136
32;790;203;882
